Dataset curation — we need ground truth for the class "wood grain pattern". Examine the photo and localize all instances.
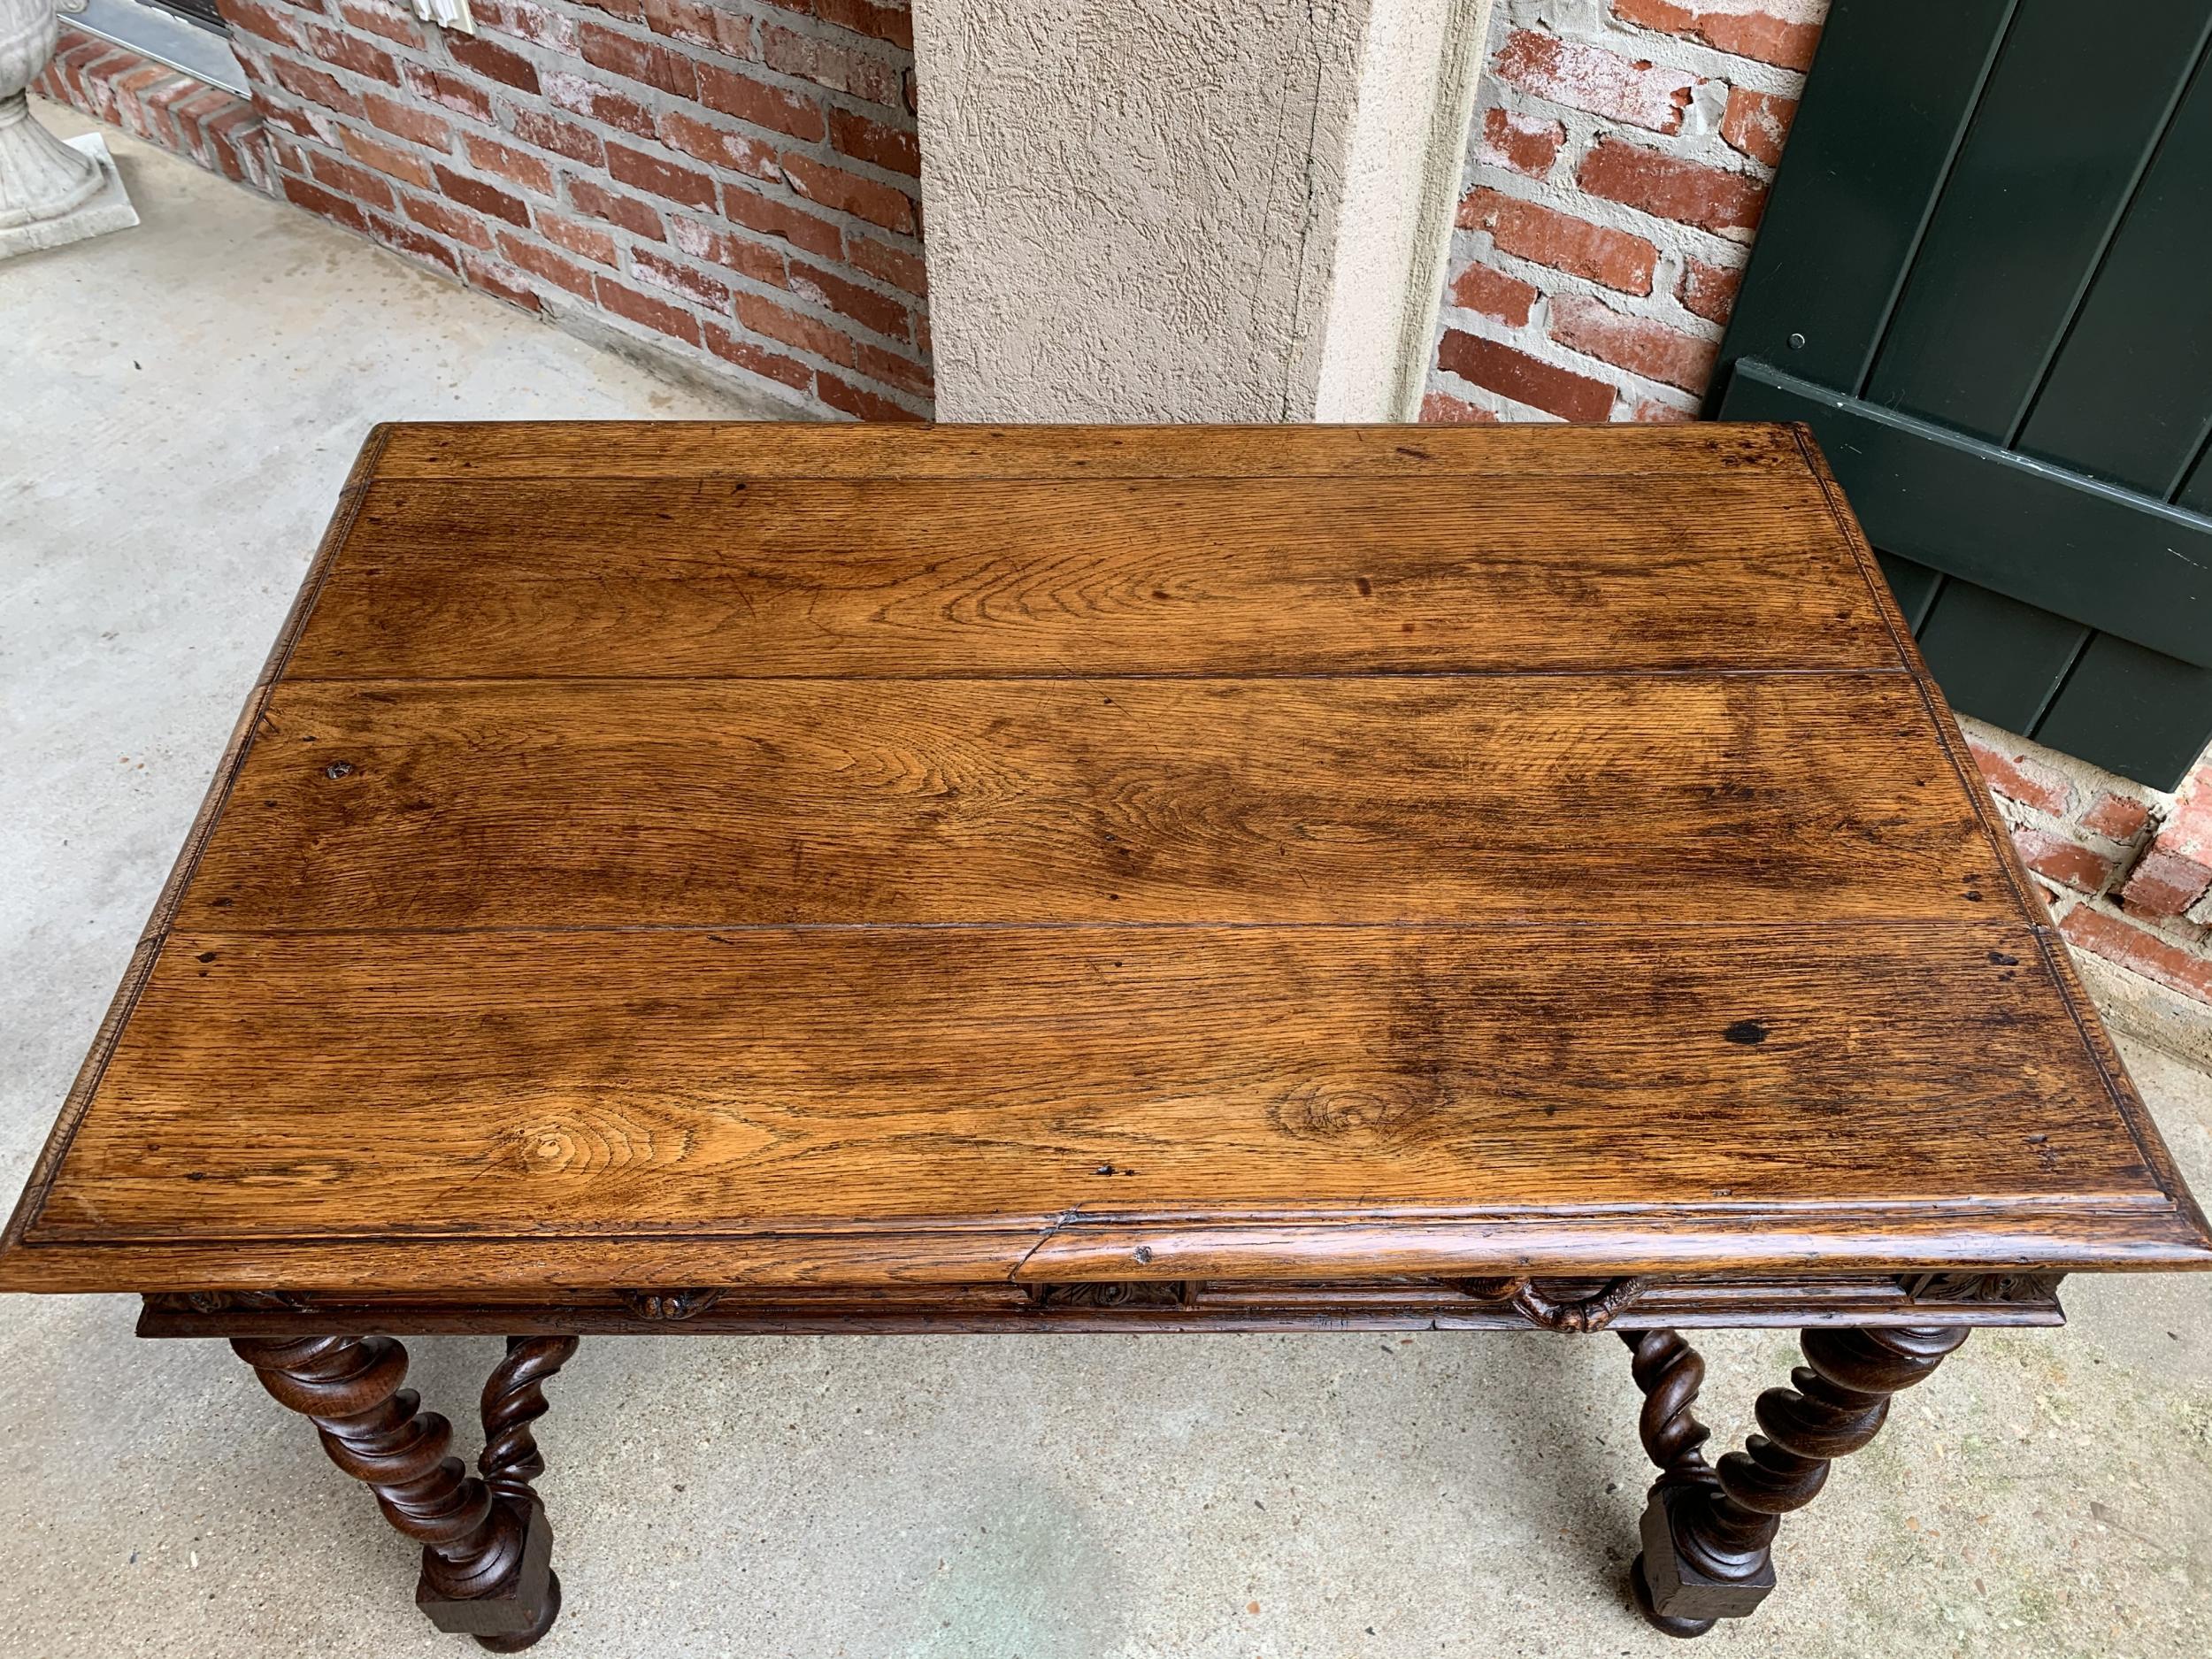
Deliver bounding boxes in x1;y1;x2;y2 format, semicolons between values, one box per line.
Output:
285;473;1897;679
2;419;2206;1302
23;925;2175;1239
178;674;1993;929
368;420;1812;481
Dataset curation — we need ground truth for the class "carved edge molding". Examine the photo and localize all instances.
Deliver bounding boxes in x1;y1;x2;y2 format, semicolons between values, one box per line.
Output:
143;1291;318;1314
1455;1275;1653;1332
618;1289;725;1321
1023;1280;1195;1310
1896;1272;2062;1304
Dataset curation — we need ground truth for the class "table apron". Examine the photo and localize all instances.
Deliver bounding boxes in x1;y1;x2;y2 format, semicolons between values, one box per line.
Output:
134;1272;2066;1338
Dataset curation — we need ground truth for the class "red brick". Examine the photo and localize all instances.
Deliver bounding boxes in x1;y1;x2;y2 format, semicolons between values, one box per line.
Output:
307;149;397;212
474;0;581;53
461;247;546;312
578;21;695;96
843;230;924;295
1578;136;1766;234
2060;906;2212;1003
1631;397;1695;423
633;246;734;308
544;68;656;137
1549;293;1717;393
596;273;704;343
1494;27;1700;134
336;1;428;47
660;111;780;180
434;162;533;226
735;288;856;365
1967;738;2074;817
1611;0;1824;73
512;109;603;166
299;22;400;84
568;175;665;239
340;127;436;190
2010;826;2116;896
1419;390;1500;424
704;320;814;393
669;214;789;286
695;62;826;142
365;209;463;276
607;141;718;209
466;132;556;196
574;0;647;19
497;227;600;296
2122;849;2212;918
1721;86;1797;167
809;0;913;50
281;173;371;234
2083;794;2152;842
1436;329;1614;422
787;258;910;340
534;205;620;266
853;339;933;397
828;107;918;175
1457;187;1655;295
219;0;303;49
268;53;365;119
1678;255;1740;325
400;189;497;249
1475;105;1565;179
720;181;844;259
760;23;902;105
2166;776;2212;864
780;152;916;233
364;89;454;150
643;0;754;57
818;371;922;421
449;31;542;94
1448;261;1539;326
401;61;496;125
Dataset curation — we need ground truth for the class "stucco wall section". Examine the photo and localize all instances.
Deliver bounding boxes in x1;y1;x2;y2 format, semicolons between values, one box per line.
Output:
915;1;1490;421
1315;0;1492;419
914;0;1363;420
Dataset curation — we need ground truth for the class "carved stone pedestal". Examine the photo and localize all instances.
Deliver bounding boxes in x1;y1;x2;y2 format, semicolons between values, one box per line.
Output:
0;0;139;260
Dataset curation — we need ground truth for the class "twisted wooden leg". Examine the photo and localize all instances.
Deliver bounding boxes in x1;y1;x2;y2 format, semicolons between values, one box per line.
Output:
472;1337;580;1654
233;1334;572;1649
1617;1325;1966;1636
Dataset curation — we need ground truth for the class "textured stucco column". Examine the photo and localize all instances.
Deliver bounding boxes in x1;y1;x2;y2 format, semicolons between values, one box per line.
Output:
912;0;1492;421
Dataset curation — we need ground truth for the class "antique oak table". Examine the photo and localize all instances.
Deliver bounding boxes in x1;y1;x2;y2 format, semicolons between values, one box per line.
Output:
4;421;2208;1647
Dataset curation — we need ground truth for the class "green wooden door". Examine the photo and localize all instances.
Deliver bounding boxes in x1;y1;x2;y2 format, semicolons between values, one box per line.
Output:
1713;0;2212;787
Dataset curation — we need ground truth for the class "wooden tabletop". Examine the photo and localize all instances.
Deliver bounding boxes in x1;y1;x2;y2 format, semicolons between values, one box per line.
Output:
4;422;2206;1295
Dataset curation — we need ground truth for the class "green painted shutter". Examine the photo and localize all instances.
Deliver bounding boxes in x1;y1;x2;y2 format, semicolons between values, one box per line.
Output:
1712;0;2212;787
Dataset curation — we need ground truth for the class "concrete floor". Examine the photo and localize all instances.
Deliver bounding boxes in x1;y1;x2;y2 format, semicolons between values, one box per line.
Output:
4;104;2212;1659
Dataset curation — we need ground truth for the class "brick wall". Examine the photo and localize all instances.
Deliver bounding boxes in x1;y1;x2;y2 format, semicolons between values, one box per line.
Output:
1966;722;2212;1016
1421;0;1824;424
216;0;930;418
35;27;274;193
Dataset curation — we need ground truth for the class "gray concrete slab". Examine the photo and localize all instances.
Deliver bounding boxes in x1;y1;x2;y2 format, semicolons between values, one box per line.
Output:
4;104;2210;1659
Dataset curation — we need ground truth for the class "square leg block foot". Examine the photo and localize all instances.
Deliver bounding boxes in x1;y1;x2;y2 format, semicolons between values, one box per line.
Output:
416;1503;557;1640
1638;1486;1773;1623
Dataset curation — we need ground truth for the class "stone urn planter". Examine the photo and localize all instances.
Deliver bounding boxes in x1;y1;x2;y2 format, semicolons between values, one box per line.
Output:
0;0;136;257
